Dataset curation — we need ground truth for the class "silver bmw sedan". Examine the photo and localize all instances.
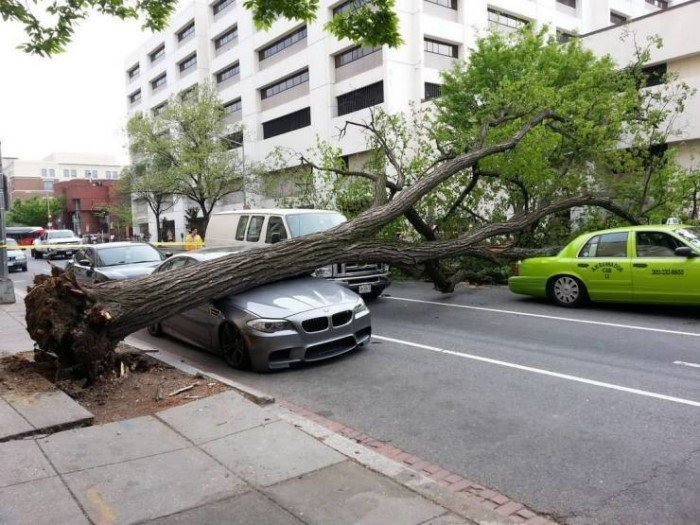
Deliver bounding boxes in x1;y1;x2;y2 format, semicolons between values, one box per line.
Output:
147;249;372;371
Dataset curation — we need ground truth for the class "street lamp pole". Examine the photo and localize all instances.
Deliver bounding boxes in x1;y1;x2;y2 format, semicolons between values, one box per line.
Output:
0;139;16;304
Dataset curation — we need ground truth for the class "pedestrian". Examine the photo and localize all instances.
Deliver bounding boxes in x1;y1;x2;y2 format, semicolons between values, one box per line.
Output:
184;228;203;251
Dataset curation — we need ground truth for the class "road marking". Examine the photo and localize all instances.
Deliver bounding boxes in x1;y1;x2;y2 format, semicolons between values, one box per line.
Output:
674;361;700;369
374;335;700;408
385;296;700;338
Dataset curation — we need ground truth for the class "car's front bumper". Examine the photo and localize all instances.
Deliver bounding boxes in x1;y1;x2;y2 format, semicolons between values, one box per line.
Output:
330;274;391;295
7;258;26;270
242;308;372;371
508;276;548;297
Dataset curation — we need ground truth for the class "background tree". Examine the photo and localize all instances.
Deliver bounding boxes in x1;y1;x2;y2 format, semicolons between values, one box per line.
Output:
1;0;177;55
126;84;244;231
3;0;400;55
8;196;65;227
121;163;176;243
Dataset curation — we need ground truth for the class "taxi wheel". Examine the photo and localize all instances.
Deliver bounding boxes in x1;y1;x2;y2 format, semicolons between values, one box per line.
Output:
549;275;587;307
147;323;163;337
220;323;250;370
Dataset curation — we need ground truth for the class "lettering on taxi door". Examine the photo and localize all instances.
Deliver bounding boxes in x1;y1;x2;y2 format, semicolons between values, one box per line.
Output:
591;262;624;279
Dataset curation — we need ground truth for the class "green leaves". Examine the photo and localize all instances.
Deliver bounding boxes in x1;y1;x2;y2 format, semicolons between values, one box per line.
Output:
8;197;65;227
2;0;178;56
125;83;244;223
238;0;403;47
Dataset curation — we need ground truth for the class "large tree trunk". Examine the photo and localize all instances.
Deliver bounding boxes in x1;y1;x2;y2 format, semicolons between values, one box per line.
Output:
24;112;637;382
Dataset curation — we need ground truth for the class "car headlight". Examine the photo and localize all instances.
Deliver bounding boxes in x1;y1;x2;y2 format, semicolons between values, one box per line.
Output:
247;319;295;333
313;265;334;278
353;298;369;318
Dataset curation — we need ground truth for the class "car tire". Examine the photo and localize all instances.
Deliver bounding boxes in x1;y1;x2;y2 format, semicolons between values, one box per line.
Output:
549;275;587;308
22;265;28;272
147;323;163;337
34;250;43;260
220;322;251;370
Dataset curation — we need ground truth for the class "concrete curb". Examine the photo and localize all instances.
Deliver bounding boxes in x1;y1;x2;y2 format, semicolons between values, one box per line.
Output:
123;336;275;406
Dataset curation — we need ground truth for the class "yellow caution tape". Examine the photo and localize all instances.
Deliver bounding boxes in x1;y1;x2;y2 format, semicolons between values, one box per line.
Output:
0;242;204;250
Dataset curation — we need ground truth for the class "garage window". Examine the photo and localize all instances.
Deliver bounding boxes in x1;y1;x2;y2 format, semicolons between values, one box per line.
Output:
246;216;265;242
579;232;628;258
235;216;249;241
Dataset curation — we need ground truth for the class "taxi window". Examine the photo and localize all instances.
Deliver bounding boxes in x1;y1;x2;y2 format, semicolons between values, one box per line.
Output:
636;231;684;257
579;233;628;258
235;215;249;241
246;216;265;242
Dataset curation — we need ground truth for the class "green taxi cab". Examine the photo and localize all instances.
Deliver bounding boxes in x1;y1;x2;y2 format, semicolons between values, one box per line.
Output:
508;225;700;307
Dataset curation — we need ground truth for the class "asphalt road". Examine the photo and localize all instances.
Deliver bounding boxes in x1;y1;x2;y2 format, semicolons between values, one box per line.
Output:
11;257;700;524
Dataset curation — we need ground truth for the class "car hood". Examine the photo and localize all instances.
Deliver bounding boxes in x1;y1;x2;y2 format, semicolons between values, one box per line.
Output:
7;249;25;258
48;238;81;244
221;277;359;319
98;261;160;281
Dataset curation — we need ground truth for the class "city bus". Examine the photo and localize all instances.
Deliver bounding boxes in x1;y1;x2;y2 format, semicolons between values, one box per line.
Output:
6;226;45;246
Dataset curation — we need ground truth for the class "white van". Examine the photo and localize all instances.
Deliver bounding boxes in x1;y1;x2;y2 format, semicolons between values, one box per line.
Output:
205;209;390;298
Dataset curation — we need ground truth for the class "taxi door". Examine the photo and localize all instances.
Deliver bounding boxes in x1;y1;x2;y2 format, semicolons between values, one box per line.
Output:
631;231;699;304
575;232;633;301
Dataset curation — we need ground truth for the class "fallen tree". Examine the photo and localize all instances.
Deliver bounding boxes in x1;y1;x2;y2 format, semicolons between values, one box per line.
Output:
28;29;687;381
25;108;634;382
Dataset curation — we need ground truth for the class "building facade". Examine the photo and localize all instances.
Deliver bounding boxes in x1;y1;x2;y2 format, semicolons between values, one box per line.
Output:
4;153;123;206
582;0;700;171
53;180;124;237
124;0;667;238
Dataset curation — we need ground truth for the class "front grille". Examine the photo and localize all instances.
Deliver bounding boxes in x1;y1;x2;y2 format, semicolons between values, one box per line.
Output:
302;316;329;333
305;336;356;360
336;263;383;277
8;256;15;261
332;310;352;327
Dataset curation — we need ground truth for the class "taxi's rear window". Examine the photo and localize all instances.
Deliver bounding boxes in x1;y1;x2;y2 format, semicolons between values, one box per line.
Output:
579;232;628;258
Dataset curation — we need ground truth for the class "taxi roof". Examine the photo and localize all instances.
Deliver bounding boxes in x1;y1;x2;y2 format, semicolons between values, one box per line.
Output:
584;224;694;236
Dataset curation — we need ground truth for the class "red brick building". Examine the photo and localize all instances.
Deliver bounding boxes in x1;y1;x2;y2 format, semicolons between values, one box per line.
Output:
53;180;121;236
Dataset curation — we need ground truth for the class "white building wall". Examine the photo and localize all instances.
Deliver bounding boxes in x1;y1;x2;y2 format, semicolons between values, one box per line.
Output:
582;0;700;169
124;0;664;238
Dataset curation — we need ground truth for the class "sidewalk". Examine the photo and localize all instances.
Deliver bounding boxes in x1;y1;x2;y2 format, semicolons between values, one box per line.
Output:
0;290;547;525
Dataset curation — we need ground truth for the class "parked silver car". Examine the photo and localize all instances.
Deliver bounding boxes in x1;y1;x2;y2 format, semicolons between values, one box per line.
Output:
67;242;167;284
147;249;372;372
4;238;28;272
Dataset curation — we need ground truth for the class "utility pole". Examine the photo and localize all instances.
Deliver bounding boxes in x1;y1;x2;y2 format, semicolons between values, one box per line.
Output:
0;140;17;304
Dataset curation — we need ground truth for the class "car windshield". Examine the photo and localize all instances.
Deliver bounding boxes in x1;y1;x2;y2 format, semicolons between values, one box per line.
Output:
4;239;19;248
676;227;700;248
97;245;163;266
286;212;346;238
50;230;76;239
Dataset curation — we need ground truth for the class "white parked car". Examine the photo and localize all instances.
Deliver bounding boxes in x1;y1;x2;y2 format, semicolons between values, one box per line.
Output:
205;209;391;299
32;229;82;260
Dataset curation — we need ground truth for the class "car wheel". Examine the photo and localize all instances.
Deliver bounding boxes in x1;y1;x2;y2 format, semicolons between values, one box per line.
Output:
34;250;43;260
220;323;251;370
147;323;163;337
549;275;586;307
22;265;28;272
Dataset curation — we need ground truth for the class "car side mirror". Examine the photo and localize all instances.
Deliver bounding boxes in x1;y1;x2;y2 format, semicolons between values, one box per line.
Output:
675;246;696;258
164;251;173;258
78;259;92;267
270;232;281;244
